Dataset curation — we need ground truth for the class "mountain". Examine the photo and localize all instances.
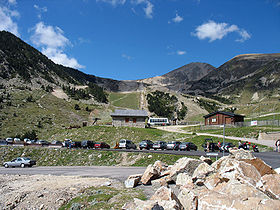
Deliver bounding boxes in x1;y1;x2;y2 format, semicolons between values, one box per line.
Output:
138;62;215;92
0;31;141;92
186;54;280;102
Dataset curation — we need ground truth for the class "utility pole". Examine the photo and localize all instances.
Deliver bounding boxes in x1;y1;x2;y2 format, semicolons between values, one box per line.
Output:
223;124;225;157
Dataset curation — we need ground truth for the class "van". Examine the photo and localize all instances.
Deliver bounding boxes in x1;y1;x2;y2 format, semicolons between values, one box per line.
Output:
119;139;137;149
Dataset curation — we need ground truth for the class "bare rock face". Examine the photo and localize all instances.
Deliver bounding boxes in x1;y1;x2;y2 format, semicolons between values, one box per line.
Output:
141;161;168;185
241;158;276;176
192;162;215;186
124;174;142;188
169;157;202;182
261;174;280;199
178;187;198;210
176;173;193;187
140;165;159;185
199;156;213;165
217;158;262;187
229;148;255;160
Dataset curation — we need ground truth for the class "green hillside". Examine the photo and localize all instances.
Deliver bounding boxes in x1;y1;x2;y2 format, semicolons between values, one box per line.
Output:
109;92;140;109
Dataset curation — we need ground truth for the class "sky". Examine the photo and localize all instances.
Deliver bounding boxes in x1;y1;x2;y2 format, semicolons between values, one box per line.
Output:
0;0;280;80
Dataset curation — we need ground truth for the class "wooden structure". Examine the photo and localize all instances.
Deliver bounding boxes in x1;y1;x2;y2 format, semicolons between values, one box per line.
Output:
110;109;148;128
203;111;245;125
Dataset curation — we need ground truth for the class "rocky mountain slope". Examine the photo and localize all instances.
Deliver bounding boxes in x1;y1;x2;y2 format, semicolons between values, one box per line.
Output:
0;31;141;92
186;54;280;101
138;62;215;92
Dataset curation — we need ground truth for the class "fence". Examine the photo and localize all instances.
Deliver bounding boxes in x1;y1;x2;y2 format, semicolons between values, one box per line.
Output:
235;119;280;127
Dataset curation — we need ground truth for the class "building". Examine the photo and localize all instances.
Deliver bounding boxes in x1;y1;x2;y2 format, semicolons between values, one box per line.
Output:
203;111;245;125
110;109;148;128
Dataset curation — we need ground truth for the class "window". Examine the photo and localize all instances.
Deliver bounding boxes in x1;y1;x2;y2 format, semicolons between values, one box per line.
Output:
212;118;217;123
125;118;129;123
133;118;137;123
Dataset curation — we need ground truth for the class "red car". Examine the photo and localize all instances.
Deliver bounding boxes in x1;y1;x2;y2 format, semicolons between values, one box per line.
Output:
94;142;110;149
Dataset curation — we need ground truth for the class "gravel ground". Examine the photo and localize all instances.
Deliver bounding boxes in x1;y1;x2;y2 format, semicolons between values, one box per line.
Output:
0;174;115;209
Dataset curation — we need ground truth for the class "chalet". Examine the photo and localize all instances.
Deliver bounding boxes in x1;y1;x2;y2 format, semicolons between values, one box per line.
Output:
110;109;148;128
203;111;245;126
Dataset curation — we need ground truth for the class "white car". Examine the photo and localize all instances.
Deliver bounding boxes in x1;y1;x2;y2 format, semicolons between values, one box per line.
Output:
119;139;137;149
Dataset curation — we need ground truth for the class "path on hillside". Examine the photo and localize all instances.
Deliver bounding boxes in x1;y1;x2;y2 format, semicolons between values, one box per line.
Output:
156;125;276;148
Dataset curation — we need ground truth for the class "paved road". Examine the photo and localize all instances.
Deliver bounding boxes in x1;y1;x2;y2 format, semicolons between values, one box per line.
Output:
157;125;276;147
0;166;146;181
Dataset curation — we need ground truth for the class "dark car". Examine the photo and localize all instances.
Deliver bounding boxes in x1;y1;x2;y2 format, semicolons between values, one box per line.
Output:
202;138;219;152
71;141;82;148
139;140;154;150
179;142;198;151
0;140;7;146
94;142;110;149
153;141;167;150
166;141;181;150
3;157;36;168
37;140;50;146
81;140;95;149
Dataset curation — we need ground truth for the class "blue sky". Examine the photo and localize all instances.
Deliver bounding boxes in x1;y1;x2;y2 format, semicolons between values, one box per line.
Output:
0;0;280;80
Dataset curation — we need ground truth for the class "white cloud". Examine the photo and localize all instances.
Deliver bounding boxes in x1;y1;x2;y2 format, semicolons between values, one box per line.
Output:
0;6;19;36
34;5;47;19
96;0;126;6
236;29;251;42
122;53;133;60
30;22;84;69
8;0;17;5
131;0;154;19
177;50;186;55
172;13;183;23
143;1;153;18
192;20;251;42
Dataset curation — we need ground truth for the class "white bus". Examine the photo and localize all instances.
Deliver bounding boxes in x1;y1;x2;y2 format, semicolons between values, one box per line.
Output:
147;118;170;126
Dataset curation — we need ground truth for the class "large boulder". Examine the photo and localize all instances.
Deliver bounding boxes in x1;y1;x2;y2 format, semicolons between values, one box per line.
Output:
241;158;276;176
217;159;262;187
140;161;168;185
261;174;280;199
199;156;213;165
214;179;268;199
178;187;198;210
192;162;215;186
124;174;142;188
169;157;202;181
151;186;182;209
176;173;193;187
229;148;255;160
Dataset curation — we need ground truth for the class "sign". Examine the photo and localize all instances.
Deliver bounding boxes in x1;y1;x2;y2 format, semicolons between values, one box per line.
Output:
251;120;258;126
206;153;219;156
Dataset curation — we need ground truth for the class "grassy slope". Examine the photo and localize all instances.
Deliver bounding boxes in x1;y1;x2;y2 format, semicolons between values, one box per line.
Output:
0;89;99;139
109;92;140;110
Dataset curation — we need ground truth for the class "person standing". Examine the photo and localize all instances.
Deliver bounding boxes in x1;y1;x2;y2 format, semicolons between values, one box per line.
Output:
238;140;242;149
206;141;210;152
275;139;280;152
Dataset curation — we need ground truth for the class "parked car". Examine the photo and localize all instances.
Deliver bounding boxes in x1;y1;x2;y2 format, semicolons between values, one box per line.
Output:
23;138;30;143
81;140;95;149
153;141;167;150
0;140;7;146
119;139;137;149
62;139;72;147
6;138;13;144
3;157;36;168
139;140;154;150
202;138;219;152
94;142;110;149
51;140;63;145
166;141;181;150
71;141;82;148
26;139;37;145
13;138;21;143
37;140;50;146
179;142;198;151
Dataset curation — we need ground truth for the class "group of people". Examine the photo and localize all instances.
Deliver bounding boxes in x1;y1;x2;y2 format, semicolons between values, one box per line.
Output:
238;140;251;150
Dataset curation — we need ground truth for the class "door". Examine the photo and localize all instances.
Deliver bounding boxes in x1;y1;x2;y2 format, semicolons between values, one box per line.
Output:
225;117;232;124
